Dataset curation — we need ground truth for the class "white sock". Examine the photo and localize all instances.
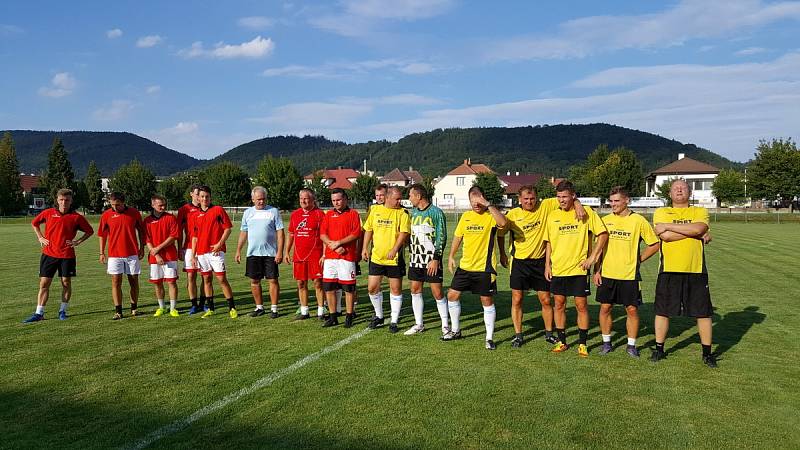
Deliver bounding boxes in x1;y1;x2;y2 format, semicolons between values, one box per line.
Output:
448;301;461;332
390;294;403;324
628;337;637;346
36;305;45;315
59;302;68;313
255;304;264;310
157;299;165;309
271;304;278;313
369;292;384;319
435;298;449;331
602;334;612;343
336;290;343;313
483;304;496;341
317;306;324;316
170;299;177;310
300;305;309;315
411;293;424;326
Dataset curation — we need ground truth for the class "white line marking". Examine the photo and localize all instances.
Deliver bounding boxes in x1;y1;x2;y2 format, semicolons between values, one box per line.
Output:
123;327;372;450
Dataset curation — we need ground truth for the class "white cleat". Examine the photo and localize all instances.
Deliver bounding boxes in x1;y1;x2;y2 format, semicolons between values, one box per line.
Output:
403;324;425;335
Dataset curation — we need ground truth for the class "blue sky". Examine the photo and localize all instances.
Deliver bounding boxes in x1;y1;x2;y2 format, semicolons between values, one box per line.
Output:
2;0;799;162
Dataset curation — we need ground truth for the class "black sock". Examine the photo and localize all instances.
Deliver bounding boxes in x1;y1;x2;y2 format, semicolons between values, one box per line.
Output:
656;342;665;353
190;298;198;308
516;332;523;339
227;298;235;310
557;328;567;344
198;296;206;309
545;330;553;339
207;298;215;311
130;303;137;312
115;305;123;314
702;344;712;357
579;328;588;345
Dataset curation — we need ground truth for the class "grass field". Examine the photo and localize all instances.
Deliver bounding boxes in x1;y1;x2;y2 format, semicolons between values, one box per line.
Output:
1;218;799;449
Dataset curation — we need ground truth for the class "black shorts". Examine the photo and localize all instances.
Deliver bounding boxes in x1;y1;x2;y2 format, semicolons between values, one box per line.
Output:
245;256;279;280
322;281;356;293
510;257;550;292
355;263;362;276
368;261;406;279
596;278;642;307
408;261;444;283
39;254;77;278
550;275;591;297
655;272;713;318
450;268;496;296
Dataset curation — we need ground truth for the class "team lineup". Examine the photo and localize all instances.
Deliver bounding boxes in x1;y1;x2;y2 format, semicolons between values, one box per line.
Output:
25;179;717;367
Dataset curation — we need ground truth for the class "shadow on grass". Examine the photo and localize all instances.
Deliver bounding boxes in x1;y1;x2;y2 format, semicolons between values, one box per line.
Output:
668;306;766;357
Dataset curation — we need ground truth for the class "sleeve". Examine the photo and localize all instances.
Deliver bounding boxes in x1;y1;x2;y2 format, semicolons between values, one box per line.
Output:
220;208;233;229
350;212;362;238
135;210;146;234
693;207;709;225
652;208;667;225
32;210;47;227
541;197;559;211
589;210;608;235
363;209;374;232
639;216;659;246
399;209;410;233
77;214;94;234
240;209;249;231
434;209;447;258
275;209;284;231
496;210;511;237
177;206;186;227
454;214;466;238
168;215;180;239
144;220;154;245
542;218;551;242
97;212;108;237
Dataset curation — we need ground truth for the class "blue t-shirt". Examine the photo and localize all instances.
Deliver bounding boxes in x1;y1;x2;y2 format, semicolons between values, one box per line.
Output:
241;206;284;257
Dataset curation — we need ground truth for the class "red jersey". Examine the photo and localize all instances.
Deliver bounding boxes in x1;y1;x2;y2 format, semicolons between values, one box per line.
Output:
144;212;179;263
320;207;362;261
177;202;200;249
98;207;145;258
32;208;93;259
193;205;233;254
289;207;325;261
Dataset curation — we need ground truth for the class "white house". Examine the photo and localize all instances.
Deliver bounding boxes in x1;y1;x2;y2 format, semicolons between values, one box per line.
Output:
645;153;720;208
433;159;507;209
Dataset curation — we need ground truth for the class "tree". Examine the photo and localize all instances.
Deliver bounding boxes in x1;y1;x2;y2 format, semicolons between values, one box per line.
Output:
570;145;644;198
203;162;251;206
308;171;331;207
109;159;157;211
41;137;75;206
747;138;800;201
472;172;505;205
72;179;89;211
253;156;304;210
158;175;189;210
0;132;25;214
349;173;380;207
712;169;746;206
422;175;436;200
535;176;556;199
84;160;105;213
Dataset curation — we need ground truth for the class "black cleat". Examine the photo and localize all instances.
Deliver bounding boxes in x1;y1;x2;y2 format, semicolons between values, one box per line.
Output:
322;315;339;327
545;334;558;345
703;353;718;368
344;313;354;328
485;339;497;350
441;330;462;341
270;311;279;319
650;349;667;363
294;313;310;320
389;323;399;333
511;334;524;348
368;316;385;329
251;309;266;318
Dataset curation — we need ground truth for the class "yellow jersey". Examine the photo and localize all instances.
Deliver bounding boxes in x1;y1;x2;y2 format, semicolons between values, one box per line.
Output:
454;210;499;273
544;206;607;277
600;212;659;281
498;198;559;260
363;204;411;266
653;206;709;273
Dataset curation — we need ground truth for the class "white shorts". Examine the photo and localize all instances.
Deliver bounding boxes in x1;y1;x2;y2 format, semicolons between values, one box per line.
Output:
197;252;226;275
182;248;198;273
107;256;141;276
149;261;179;283
322;259;357;285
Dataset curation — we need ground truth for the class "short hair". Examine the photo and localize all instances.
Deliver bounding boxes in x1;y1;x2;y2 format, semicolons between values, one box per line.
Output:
555;180;575;194
56;188;73;198
109;192;126;202
330;188;348;199
197;185;211;195
375;184;388;192
608;186;629;198
151;194;166;203
387;186;403;197
299;188;315;199
518;184;537;196
408;183;429;200
251;186;267;198
468;185;485;197
190;184;202;193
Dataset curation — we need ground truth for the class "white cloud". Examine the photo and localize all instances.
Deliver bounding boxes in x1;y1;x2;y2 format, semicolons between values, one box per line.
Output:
179;36;275;59
237;16;275;30
144;126;258;159
262;58;440;79
310;0;455;37
162;121;199;135
483;0;800;61
38;72;77;98
735;46;768;56
398;62;435;74
106;28;123;39
92;100;134;121
250;102;373;128
337;94;443;106
145;85;161;94
136;35;163;48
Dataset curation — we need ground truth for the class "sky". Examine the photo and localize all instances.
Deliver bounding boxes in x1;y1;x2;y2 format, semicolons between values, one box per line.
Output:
2;0;799;162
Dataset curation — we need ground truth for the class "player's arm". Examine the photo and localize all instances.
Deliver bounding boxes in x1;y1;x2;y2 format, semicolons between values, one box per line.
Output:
654;221;708;239
275;228;285;264
284;231;294;264
582;231;608;270
190;236;199;267
434;210;447;260
386;232;408;260
98;235;107;264
211;227;232;255
640;242;660;263
361;230;373;261
235;230;247;263
573;198;587;221
544;241;553;281
448;235;463;274
137;218;147;260
487;204;507;229
31;220;49;246
592;246;604;287
497;233;509;268
71;221;94;246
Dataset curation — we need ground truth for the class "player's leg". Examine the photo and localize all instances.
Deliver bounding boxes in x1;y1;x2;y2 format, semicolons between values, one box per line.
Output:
388;276;403;332
25;276;53;322
250;278;263;314
215;272;236;318
480;294;497;350
599;303;613;353
697;317;715;367
323;287;339;327
153;281;166;316
57;276;71;320
442;288;462;340
269;279;281;318
200;269;215;317
296;279;309;317
127;274;140;315
343;284;356;328
313;278;325;317
187;270;200;313
166;280;179;316
367;274;385;326
575;295;589;356
510;289;524;346
552;292;569;352
625;305;639;357
111;274;124;319
430;282;448;334
407;280;426;335
537;291;556;343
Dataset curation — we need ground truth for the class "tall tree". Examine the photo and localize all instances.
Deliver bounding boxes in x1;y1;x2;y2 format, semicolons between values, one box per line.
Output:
253;156;304;210
0;132;25;214
308;170;331;207
747;138;800;201
472;172;506;205
570;145;644;198
109;159;157;211
712;169;747;206
203;162;251;206
84;160;105;213
349;173;380;207
72;179;89;211
41;137;75;206
422;175;437;200
535;176;556;199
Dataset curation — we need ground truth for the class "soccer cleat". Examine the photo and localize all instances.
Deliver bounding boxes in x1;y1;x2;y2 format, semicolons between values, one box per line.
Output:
389;323;400;334
319;306;329;320
153;308;165;317
322;315;339;327
58;311;68;321
169;309;179;317
703;353;718;368
626;345;640;358
229;308;238;319
130;309;138;317
294;313;310;321
440;330;462;341
403;324;425;336
485;339;497;350
188;305;200;315
270;311;279;319
23;313;44;323
577;344;589;357
545;334;558;345
112;312;123;320
368;316;385;329
599;342;613;355
344;313;354;328
251;308;266;318
511;334;524;348
201;309;214;319
551;342;570;353
649;349;666;363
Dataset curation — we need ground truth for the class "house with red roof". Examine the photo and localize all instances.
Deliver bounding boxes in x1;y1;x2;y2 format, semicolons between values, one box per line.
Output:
304;167;361;190
433;159;510;209
380;167;423;187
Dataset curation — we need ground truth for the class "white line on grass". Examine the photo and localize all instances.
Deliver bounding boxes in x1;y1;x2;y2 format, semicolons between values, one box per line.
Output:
123;327;372;450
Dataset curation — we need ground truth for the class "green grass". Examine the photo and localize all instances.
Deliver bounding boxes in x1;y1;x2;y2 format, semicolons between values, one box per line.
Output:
1;219;799;449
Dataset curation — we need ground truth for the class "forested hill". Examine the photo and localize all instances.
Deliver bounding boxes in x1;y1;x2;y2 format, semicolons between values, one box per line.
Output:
211;124;741;177
3;130;201;176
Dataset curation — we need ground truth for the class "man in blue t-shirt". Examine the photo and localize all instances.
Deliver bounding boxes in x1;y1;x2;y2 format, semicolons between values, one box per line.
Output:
235;186;285;318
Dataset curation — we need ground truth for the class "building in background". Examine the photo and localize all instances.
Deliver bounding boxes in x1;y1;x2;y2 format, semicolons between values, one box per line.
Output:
645;154;720;207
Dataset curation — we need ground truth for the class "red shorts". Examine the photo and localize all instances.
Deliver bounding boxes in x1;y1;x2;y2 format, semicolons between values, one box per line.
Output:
293;255;322;281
